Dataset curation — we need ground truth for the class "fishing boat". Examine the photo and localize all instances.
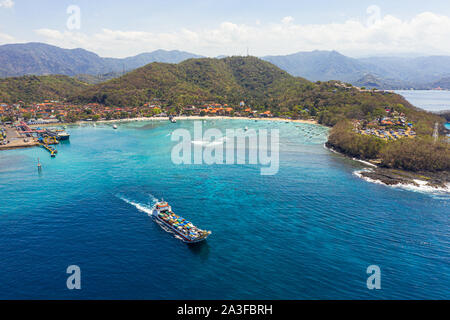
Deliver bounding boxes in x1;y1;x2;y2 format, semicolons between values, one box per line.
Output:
152;201;211;243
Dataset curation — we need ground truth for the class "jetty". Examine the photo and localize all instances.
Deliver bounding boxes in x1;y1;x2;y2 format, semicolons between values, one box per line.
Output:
40;143;57;157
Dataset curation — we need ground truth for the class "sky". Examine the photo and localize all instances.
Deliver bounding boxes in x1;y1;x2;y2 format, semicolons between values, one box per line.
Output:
1;0;450;58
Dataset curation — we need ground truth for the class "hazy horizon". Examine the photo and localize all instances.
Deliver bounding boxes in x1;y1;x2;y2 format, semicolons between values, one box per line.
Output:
2;1;450;58
0;41;443;60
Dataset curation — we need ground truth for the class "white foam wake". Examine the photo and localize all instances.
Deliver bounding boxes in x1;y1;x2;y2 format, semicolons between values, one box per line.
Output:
354;170;450;196
119;195;159;216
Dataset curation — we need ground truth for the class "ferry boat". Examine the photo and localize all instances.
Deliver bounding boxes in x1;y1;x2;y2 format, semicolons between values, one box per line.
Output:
152;201;211;243
55;130;70;141
45;129;70;141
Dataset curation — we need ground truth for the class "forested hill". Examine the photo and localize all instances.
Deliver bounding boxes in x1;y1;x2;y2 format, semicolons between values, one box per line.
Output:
70;56;304;107
0;75;89;104
71;56;428;121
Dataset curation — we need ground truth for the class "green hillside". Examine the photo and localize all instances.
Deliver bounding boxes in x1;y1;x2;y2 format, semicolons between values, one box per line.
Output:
71;56;434;124
71;56;303;107
0;75;89;104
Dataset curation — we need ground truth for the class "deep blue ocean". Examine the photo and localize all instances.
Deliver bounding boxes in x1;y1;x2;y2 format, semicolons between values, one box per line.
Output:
396;90;450;112
0;119;448;300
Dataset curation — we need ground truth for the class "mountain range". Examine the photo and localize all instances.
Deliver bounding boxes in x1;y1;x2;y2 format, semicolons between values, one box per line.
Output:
1;43;450;89
0;43;202;78
263;50;450;89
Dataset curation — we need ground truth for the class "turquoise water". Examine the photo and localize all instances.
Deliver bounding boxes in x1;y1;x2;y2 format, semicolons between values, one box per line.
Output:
0;120;448;299
395;90;450;112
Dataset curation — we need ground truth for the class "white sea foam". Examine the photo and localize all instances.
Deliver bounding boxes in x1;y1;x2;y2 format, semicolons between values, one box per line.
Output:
119;196;158;216
354;170;450;196
324;144;377;167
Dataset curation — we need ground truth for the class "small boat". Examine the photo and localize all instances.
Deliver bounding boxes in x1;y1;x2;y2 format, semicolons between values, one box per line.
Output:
152;201;211;244
113;125;118;129
244;126;249;131
169;116;177;123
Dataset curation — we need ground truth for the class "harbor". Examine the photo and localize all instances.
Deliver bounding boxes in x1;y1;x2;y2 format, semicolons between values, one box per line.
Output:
0;118;448;300
0;121;69;157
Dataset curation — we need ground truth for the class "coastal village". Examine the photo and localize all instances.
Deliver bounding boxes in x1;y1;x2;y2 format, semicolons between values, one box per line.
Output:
0;99;276;152
353;106;417;140
0;100;273;125
0;97;418;153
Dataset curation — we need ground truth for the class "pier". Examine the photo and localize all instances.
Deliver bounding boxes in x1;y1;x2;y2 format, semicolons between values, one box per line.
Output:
40;143;57;157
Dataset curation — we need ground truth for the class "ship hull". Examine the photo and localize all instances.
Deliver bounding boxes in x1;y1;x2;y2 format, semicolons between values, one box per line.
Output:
153;211;210;244
57;134;70;141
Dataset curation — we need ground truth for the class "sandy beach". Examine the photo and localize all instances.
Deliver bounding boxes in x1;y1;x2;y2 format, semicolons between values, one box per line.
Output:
74;116;319;126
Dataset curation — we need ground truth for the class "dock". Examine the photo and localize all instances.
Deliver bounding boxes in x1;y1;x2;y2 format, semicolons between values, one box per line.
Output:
40;143;57;157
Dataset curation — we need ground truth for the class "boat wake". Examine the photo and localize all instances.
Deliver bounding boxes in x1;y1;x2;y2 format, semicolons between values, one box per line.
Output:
354;169;450;197
118;194;159;216
118;194;190;241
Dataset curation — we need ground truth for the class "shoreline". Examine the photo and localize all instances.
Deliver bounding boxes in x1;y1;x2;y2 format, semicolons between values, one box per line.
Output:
28;116;319;128
89;116;319;125
325;143;449;193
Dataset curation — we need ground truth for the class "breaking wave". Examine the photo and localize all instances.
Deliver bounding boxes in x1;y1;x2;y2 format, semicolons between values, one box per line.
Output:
354;170;450;196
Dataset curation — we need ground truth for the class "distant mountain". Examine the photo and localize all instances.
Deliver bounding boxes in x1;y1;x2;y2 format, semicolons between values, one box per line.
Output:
429;76;450;90
113;50;203;69
263;51;450;89
354;74;416;90
263;50;376;83
3;43;450;91
358;56;450;84
0;43;202;77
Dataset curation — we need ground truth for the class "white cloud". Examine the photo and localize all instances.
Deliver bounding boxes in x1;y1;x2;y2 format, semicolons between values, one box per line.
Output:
281;16;294;24
34;12;450;58
0;0;14;8
0;29;14;43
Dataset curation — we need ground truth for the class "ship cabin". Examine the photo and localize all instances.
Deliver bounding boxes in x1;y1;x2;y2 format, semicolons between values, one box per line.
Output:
155;202;172;214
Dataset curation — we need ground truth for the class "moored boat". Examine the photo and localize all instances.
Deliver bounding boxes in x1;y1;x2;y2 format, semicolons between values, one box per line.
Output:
152;201;211;243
